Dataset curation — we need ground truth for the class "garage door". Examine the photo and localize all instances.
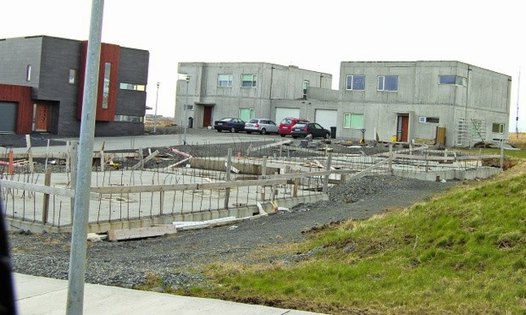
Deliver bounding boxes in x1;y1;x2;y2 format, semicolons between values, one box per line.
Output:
0;102;17;134
315;109;338;129
275;107;300;125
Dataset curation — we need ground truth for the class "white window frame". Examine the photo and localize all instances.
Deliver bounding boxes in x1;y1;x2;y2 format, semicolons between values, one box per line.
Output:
377;75;398;92
343;113;364;129
346;75;366;90
217;74;233;88
492;123;505;134
241;74;257;88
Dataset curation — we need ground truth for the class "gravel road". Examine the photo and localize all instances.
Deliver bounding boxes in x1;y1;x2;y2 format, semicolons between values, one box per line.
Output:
8;174;457;290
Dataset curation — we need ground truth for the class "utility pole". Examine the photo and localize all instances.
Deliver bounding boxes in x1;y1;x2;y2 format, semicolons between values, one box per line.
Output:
183;76;190;145
153;82;160;134
66;0;104;314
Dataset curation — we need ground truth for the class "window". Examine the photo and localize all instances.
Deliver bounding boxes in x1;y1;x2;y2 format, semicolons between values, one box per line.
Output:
68;69;77;84
492;123;505;133
377;75;398;91
241;74;257;87
346;75;365;90
439;75;466;86
343;113;364;129
418;116;440;124
119;83;146;91
218;74;233;87
114;115;144;123
26;65;32;81
102;62;111;109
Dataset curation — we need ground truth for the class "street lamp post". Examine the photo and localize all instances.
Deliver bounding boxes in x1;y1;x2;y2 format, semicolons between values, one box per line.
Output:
153;82;159;134
183;76;190;145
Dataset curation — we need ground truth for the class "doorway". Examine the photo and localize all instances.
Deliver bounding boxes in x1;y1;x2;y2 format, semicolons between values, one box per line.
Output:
396;114;409;142
203;107;212;127
34;103;49;132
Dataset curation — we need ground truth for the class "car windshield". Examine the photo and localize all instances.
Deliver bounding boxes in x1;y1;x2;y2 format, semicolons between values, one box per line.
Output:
280;118;292;125
220;118;232;122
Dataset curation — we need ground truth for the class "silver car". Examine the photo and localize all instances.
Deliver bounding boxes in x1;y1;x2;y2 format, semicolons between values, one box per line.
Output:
244;118;279;135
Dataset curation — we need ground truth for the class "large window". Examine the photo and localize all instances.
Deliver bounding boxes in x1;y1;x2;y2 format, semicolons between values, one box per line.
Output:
218;74;233;87
241;74;257;87
114;115;144;123
377;75;398;92
439;75;466;86
343;113;364;129
102;62;111;109
346;75;365;90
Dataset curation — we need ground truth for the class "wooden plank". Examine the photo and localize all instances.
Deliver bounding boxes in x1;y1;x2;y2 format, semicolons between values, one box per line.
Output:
0;179;74;197
131;150;159;169
107;225;177;241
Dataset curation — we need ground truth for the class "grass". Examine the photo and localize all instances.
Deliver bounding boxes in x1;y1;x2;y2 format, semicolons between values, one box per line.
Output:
167;160;526;314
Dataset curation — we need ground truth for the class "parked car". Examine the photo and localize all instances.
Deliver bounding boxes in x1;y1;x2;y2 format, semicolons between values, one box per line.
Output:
213;117;246;133
278;117;309;137
245;118;279;134
291;122;331;139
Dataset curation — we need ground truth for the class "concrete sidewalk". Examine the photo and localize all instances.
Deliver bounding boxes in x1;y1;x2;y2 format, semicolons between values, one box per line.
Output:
14;273;322;315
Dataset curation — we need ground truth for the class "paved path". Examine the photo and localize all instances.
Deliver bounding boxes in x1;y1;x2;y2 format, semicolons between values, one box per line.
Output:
14;273;322;315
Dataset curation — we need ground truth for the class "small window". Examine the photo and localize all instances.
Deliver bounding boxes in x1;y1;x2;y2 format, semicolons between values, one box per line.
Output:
241;74;257;87
218;74;233;87
492;123;505;133
343;113;364;129
346;75;365;90
26;65;32;81
439;75;466;86
418;116;440;124
69;69;77;84
114;115;144;123
377;75;398;92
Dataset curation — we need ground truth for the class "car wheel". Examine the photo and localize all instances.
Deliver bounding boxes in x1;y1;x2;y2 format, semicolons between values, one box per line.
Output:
230;127;235;133
292;136;298;139
247;131;252;134
260;128;266;135
325;132;330;139
217;129;222;133
280;134;285;137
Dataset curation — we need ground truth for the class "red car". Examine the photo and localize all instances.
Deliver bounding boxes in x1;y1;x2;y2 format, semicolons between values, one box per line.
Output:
278;117;309;137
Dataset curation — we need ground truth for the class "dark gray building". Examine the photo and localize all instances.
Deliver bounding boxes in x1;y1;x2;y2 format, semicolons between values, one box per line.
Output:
0;35;149;136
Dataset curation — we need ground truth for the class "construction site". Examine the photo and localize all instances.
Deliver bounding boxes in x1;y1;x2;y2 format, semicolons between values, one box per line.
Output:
0;131;504;240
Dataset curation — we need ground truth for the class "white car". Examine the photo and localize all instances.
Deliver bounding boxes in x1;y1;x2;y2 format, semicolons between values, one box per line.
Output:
244;118;279;135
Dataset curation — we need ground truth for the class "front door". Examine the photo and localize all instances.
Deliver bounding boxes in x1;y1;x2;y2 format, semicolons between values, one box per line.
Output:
34;104;49;132
203;106;212;127
396;115;409;142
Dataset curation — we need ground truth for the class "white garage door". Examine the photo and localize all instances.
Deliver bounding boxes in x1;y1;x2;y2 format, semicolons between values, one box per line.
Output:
275;107;300;125
315;109;338;129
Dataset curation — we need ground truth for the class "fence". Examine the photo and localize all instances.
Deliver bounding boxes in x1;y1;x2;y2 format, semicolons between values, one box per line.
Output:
1;142;502;233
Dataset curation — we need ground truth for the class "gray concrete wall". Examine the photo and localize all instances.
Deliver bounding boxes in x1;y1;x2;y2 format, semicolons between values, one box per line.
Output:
176;62;331;128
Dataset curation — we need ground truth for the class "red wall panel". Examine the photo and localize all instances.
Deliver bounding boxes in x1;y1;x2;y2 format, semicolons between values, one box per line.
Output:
0;84;34;134
77;42;120;121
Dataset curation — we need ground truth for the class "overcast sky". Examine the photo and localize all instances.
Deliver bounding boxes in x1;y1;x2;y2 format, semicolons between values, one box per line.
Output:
2;0;525;131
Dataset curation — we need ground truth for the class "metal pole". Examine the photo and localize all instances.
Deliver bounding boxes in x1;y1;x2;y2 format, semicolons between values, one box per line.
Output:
66;0;104;313
153;82;159;134
183;76;189;145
